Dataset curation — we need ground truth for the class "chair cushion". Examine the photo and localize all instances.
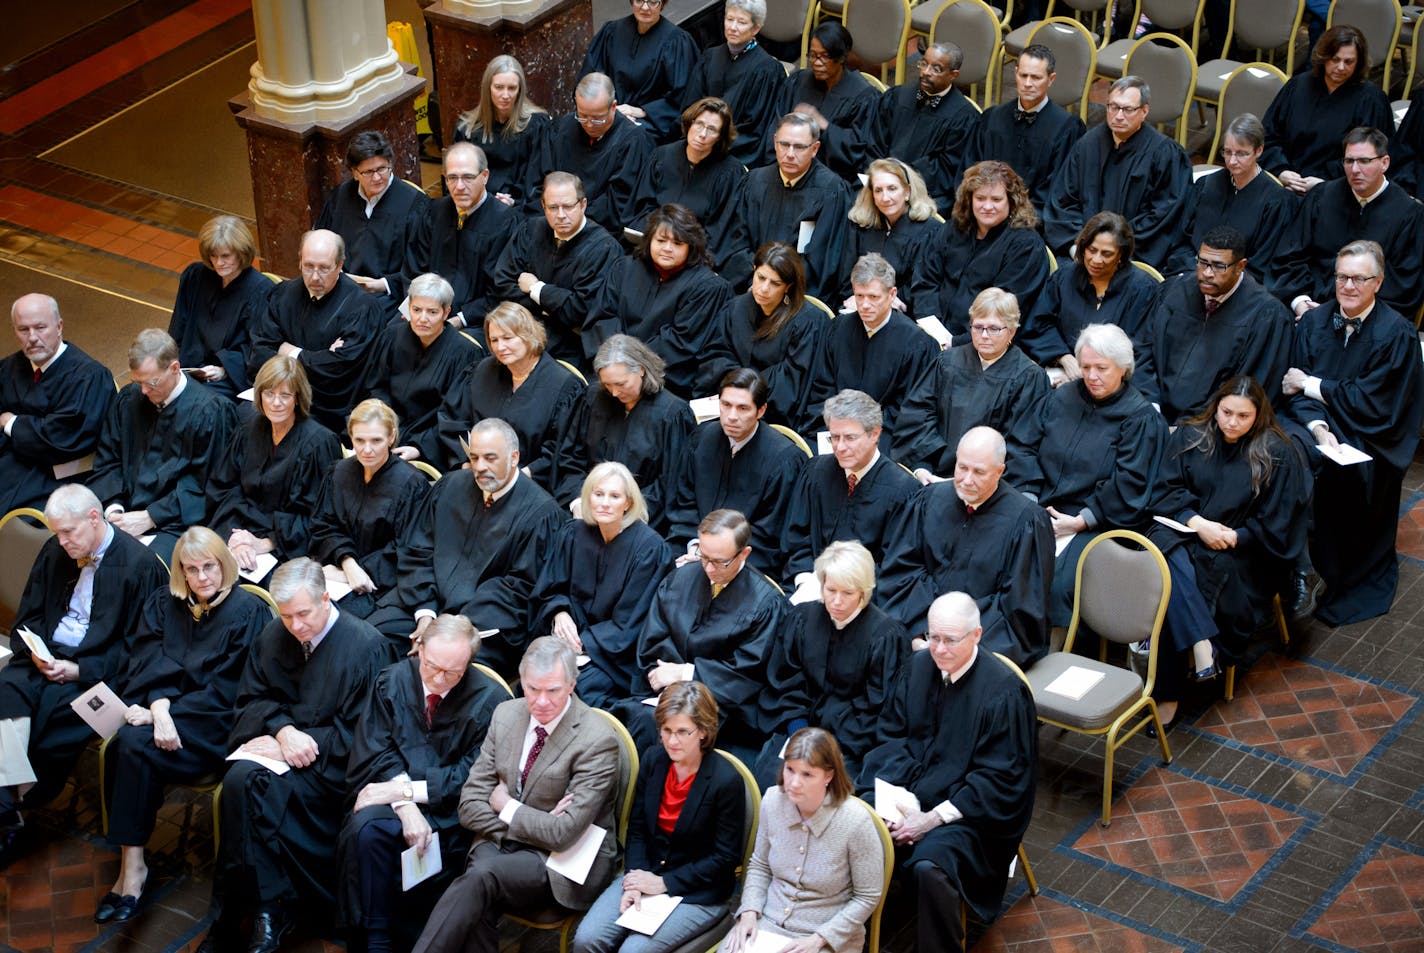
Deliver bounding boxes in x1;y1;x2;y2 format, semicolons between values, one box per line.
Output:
1097;38;1132;77
822;0;847;13
1193;58;1241;98
1027;652;1144;729
1003;22;1036;56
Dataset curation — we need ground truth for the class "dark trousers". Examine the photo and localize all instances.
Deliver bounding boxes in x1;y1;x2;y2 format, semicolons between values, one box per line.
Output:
216;760;341;908
0;675;95;813
1313;461;1405;626
412;840;555;953
914;860;966;953
104;723;219;844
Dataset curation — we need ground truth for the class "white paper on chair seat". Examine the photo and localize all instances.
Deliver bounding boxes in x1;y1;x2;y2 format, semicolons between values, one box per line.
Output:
15;626;54;664
1153;515;1194;533
401;841;443;891
225;748;291;775
1043;665;1105;700
322;565;353;602
1054;532;1077;558
69;681;126;739
546;823;605;885
873;777;920;823
688;395;719;423
238;552;278;583
1315;442;1372;466
615;893;684;935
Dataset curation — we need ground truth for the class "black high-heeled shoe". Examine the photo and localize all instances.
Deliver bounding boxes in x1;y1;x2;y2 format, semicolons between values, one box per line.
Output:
1192;644;1221;683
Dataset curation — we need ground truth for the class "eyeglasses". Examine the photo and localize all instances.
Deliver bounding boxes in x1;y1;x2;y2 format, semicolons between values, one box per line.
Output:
262;390;296;403
182;561;221;579
698;552;740;569
1220;149;1255;161
419;658;466;679
575;112;611;126
445;173;482;186
808;50;834;63
774;139;815;153
300;264;336;277
1334;273;1379;286
134;366;175;388
690;120;722;136
659;727;697;740
926;632;974;648
970;324;1009;336
1195;257;1237;274
543;201;583;213
633;0;663;7
1342;156;1384;168
1106;102;1144;115
354;164;392;180
918;60;948;75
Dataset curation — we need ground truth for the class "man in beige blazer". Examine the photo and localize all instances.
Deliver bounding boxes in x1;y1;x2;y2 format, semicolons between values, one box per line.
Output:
412;636;621;952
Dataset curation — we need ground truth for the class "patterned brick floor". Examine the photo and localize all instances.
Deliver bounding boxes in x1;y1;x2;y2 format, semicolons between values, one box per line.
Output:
1304;843;1424;953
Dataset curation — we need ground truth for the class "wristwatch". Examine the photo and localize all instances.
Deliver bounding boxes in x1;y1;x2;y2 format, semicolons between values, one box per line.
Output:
401;783;414;802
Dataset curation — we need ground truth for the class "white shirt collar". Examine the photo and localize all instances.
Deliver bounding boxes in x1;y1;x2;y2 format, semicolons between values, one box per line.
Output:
304;603;341;654
831;602;866;631
160;371;188;408
527;695;572;739
847;449;880;484
31;341;67;375
484;467;519;507
1017;97;1048;114
1356;177;1389;206
361;174;393;217
943;645;979;684
728;422;758;454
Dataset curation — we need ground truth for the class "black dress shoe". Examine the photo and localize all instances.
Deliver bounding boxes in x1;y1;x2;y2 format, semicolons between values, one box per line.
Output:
248;906;294;953
95;882;145;923
94;892;124;923
0;826;27;870
1288;571;1320;619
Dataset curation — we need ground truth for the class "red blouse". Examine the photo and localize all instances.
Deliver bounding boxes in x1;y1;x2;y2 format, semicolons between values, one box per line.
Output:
657;765;698;834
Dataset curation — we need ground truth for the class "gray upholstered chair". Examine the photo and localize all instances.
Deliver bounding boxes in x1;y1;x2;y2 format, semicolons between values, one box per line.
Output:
0;507;50;637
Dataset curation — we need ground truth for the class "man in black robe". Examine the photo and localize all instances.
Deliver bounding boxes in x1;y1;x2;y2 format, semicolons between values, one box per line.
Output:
0;486;165;865
858;593;1038;953
1270;127;1424;320
782;389;919;599
338;614;507;953
1282;240;1424;626
630;508;787;760
681;2;785;167
491;172;623;365
723;112;854;299
666;368;807;579
195;558;390;953
970;44;1087;210
879;428;1054;666
247;229;387;430
87;328;237;563
0;293;115;513
763;21;878;179
1138;225;1293;424
315;130;429;317
404;143;518;339
1042;76;1193;271
528;73;653;232
367;418;567;674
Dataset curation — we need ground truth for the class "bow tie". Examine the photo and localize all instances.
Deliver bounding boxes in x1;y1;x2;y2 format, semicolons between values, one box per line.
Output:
1014;107;1039;125
915;88;943;108
76;553;101;569
1331;312;1362;334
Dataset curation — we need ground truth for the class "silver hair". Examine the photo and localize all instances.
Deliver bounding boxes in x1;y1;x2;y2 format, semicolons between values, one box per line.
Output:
11;293;59;324
822;388;883;431
408;273;454;309
958;426;1007;466
1337;239;1385;276
424;613;477;652
469;417;521;457
44;484;102;521
575;72;615;103
520;635;578;683
969;287;1020;330
443;141;488;174
850;252;896;290
726;0;766;27
1111;75;1151;108
927;591;980;634
269;557;327;604
1074;323;1135;377
775;111;822;143
594;334;667;394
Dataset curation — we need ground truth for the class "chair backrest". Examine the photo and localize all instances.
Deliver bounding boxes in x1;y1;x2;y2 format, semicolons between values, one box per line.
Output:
558;358;588;385
410;459;443;482
239;583;280;618
1123;33;1198;139
843;0;912;83
1044;243;1059;273
593;708;640;844
470;661;514;697
1212;62;1288;156
1065;530;1171;652
859;70;889;93
0;508;51;634
1139;0;1206;49
458;330;484;349
805;294;837;318
770;423;814;457
934;0;1002;103
715;750;762;878
851;796;895;953
1328;0;1402;92
1028;18;1098;118
1231;0;1306;58
1132;259;1166;281
763;0;816;45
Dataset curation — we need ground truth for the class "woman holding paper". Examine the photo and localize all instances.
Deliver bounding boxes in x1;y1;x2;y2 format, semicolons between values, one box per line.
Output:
98;526;268;923
725;728;884;953
572;681;746;953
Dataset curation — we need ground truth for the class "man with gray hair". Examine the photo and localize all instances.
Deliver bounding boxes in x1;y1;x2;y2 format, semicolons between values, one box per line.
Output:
369;417;567;672
1043;75;1192;271
0;485;165;867
195;557;390;953
412;636;621;953
0;292;115;513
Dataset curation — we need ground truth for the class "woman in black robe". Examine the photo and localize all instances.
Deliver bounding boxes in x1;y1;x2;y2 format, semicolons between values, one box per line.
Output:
585;204;732;396
703;242;832;435
206;356;342;578
628;97;747;269
681;0;785;166
364;272;480;464
99;527;268;924
554;334;696;535
167;215;271;400
452;54;552;208
766;21;877;177
1019;323;1169;624
910;161;1049;344
309;399;428;619
1261;25;1394;192
580;0;700;142
1146;377;1311;727
435;301;583;486
1020;212;1160;378
839;158;938;307
531;462;674;709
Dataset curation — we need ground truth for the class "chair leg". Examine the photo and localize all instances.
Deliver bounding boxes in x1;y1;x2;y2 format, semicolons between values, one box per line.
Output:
211;786;222;862
1148;701;1173;765
1018;844;1039;896
98;738;109;836
1101;728;1116;827
1224;664;1236;701
1273;593;1290;646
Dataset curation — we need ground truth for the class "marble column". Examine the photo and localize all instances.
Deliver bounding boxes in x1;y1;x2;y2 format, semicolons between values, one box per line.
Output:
231;0;427;275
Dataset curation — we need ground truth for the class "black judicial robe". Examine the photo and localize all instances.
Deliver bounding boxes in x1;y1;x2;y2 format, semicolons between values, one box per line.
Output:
531;113;654;230
1018;262;1162;365
580;15;701;141
365;323;481;463
901;343;1048;482
530;520;673;708
819;311;939;461
763;602;907;769
764;68;878;177
857;649;1037;924
838;214;937;307
910;221;1051;340
0;343;114;514
403;193;518;330
1170;169;1298;284
666;421;808;578
701;296;834;436
1285;301;1424;625
168;263;272;397
633;561;788;739
309;455;428;617
683;42;785;167
248;274;387;430
857;83;980;210
1267;178;1424;317
553;384;696;535
436;353;583;485
315;178;429;307
206;414;342;561
583;257;732;390
1148;426;1310;656
452;111;552;208
1043;124;1193;271
1260;73;1394;183
491;217;624;362
1138;273;1293;424
781;453;919;582
877;481;1054;665
1391;88;1424;196
88;378;237;538
337;657;506;927
970;98;1087;210
724;163;854;300
628;142;747;269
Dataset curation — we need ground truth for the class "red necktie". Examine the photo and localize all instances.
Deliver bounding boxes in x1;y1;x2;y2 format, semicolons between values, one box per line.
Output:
520;726;548;790
965;504;976;515
846;472;858;496
483;494;492;509
425;692;440;729
1204;297;1220;316
32;367;41;383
